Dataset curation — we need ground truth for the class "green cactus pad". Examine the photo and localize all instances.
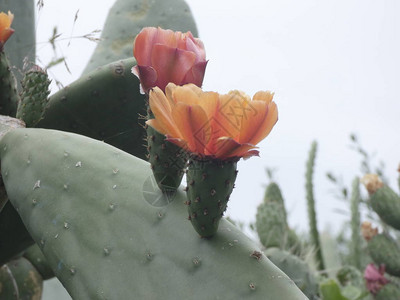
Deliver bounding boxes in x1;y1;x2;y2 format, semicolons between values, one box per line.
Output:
23;244;55;280
82;0;198;75
16;66;51;127
36;58;148;160
265;247;319;299
256;202;288;249
0;51;18;116
147;125;188;192
368;233;400;277
0;256;43;299
263;182;286;208
370;185;400;231
0;128;306;299
186;158;238;238
375;282;400;300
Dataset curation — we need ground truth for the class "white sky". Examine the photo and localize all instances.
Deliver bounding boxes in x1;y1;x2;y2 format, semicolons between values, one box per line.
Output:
33;0;400;235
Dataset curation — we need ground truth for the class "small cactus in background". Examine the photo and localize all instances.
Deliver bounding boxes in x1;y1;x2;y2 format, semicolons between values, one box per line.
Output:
255;182;294;250
362;173;400;231
305;141;325;272
16;65;51;127
146;84;278;237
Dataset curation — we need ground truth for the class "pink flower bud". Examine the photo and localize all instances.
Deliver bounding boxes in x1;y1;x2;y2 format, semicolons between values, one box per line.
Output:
364;263;389;295
132;27;207;93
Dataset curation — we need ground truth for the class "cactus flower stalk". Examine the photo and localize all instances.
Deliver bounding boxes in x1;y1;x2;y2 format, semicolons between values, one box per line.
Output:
146;83;278;237
132;27;207;93
0;11;14;51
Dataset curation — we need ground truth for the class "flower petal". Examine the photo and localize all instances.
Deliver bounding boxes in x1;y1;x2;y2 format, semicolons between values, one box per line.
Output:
149;87;182;138
252;91;274;103
133;65;157;93
133;27;177;66
182;60;208;87
151;44;196;91
0;11;14;46
146;119;166;135
171;102;210;154
247;101;278;145
171;84;201;105
211;137;257;159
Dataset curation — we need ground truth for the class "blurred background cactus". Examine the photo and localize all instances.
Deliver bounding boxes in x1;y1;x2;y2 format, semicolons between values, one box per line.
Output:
0;0;399;299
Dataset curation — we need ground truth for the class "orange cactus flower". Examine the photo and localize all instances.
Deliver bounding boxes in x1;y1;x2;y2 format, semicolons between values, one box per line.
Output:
132;27;207;93
146;83;278;160
0;11;14;50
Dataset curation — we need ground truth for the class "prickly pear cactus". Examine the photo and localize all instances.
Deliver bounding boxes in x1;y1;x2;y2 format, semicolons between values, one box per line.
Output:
82;0;198;74
367;233;400;277
370;185;400;231
265;247;319;299
186;158;238;238
146;124;188;192
16;65;51;127
256;202;287;249
0;128;307;299
375;282;400;300
256;182;289;249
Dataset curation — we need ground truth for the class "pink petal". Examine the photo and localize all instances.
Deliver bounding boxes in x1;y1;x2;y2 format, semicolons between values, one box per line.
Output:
151;44;196;91
133;65;158;93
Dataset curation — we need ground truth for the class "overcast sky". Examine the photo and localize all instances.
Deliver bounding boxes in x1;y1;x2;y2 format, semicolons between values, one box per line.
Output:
33;0;400;235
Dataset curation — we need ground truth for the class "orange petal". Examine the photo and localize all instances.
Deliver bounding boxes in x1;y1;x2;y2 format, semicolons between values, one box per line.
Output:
171;103;210;154
171;84;201;105
248;101;278;145
165;83;177;104
252;91;274;103
0;11;14;45
212;137;258;159
215;91;248;140
198;91;219;118
146;119;167;135
238;100;269;144
149;87;182;138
